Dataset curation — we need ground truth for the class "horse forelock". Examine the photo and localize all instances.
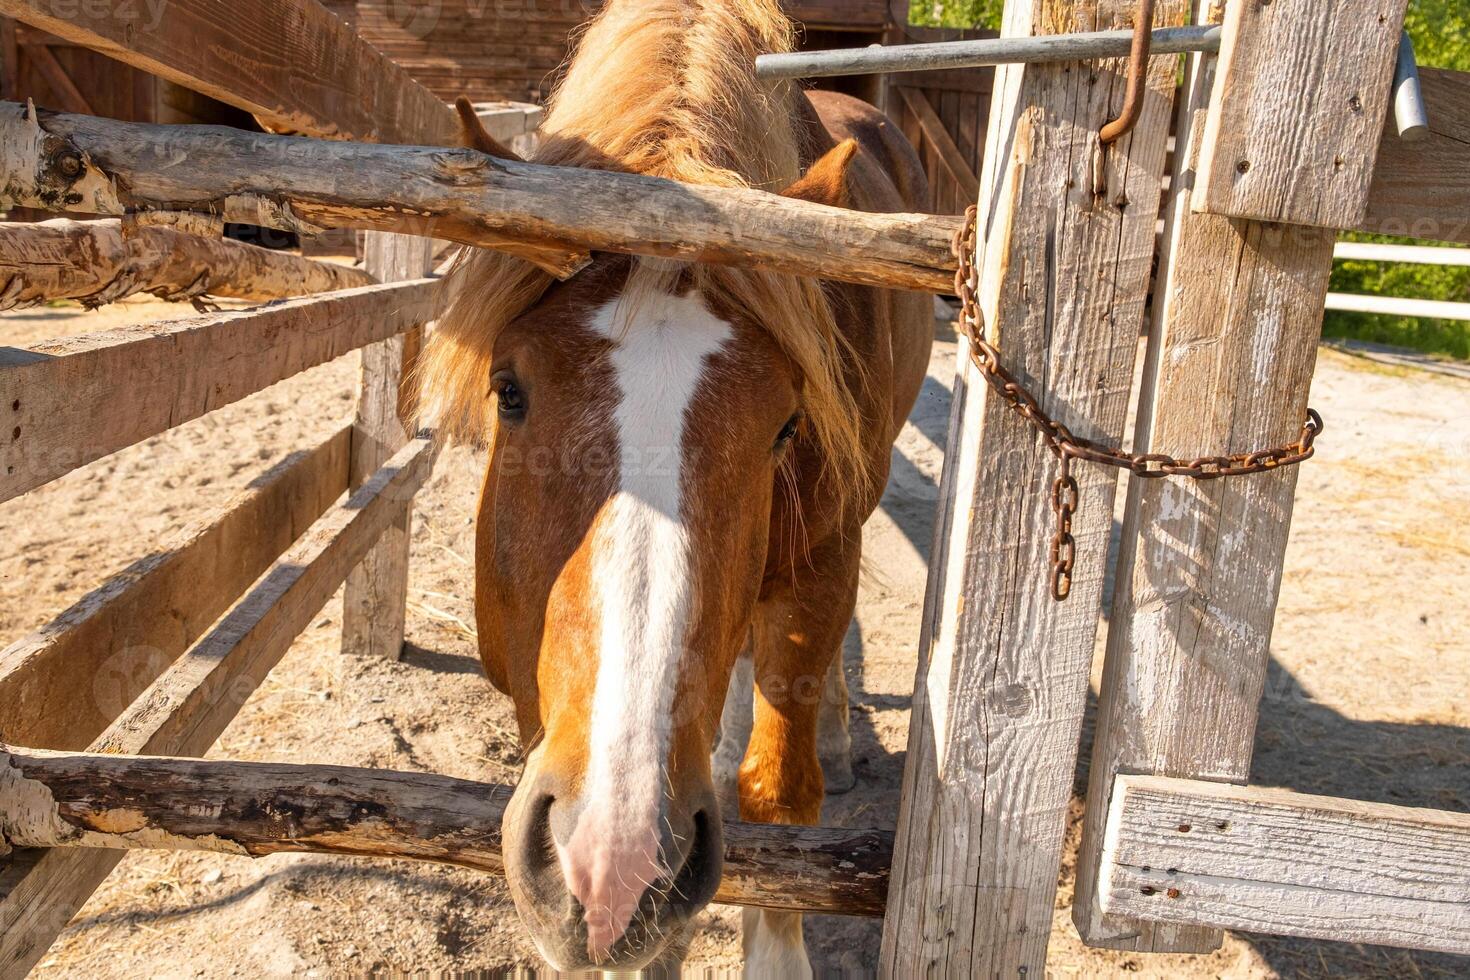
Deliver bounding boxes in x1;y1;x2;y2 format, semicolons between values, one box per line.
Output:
417;0;871;507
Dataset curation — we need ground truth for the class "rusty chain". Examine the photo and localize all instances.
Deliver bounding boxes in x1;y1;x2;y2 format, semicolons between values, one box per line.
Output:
950;205;1322;600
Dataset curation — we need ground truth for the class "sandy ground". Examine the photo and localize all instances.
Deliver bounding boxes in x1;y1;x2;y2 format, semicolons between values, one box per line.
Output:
1;295;1467;978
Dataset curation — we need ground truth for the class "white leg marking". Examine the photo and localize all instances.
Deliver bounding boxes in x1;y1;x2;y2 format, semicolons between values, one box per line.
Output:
557;287;732;957
714;644;754;812
816;656;854;793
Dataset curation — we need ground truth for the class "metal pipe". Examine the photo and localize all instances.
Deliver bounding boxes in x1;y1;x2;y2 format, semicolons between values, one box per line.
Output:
1391;30;1429;141
754;24;1221;80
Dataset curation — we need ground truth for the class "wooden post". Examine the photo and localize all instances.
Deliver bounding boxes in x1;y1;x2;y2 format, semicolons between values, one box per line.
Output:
879;0;1185;973
340;233;434;660
1070;1;1386;953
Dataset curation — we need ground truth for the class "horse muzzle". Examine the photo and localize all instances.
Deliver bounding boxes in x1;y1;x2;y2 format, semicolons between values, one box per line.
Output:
501;763;725;971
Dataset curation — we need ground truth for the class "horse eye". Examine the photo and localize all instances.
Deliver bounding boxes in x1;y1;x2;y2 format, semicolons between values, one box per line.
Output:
494;377;526;419
775;413;801;448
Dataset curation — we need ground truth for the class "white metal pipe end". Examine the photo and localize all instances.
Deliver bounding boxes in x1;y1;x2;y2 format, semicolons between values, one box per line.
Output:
1392;31;1430;142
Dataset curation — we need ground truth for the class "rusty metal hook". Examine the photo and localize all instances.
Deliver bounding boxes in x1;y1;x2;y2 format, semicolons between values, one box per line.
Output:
1099;0;1157;145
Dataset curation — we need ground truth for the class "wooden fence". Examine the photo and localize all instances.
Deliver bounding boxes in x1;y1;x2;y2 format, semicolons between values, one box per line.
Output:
1;0;1468;977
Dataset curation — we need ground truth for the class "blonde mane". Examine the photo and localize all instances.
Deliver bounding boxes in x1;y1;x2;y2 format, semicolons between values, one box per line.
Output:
419;0;868;498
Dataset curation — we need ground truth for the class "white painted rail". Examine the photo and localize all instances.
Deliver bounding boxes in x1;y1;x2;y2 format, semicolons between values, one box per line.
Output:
1329;240;1470;322
1333;241;1470;266
1324;292;1470;322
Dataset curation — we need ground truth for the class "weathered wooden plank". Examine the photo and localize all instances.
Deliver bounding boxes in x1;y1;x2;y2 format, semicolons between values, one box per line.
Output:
469;101;541;143
0;436;435;977
1072;24;1339;954
0;101;958;292
0;426;351;751
1357;67;1470;245
0;278;438;505
0;217;375;309
896;86;979;205
1192;0;1408;228
0;744;893;917
341;233;434;660
0;0;459;146
1099;776;1470;955
878;0;1187;973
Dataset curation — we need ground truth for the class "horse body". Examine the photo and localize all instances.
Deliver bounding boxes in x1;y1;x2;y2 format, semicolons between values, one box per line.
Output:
422;0;931;970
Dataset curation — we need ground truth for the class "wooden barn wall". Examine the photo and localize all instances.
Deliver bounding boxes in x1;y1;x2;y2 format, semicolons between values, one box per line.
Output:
0;19;257;126
325;0;888;103
887;27;996;215
1;20;158;120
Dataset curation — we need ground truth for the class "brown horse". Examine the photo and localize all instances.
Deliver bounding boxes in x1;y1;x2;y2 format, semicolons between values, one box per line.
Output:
421;0;932;971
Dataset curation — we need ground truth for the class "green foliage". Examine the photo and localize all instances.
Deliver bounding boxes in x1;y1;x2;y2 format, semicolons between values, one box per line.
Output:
1403;0;1470;70
908;0;1002;30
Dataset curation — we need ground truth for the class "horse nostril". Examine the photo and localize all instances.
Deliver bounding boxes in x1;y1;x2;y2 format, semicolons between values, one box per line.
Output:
517;792;558;875
672;806;724;912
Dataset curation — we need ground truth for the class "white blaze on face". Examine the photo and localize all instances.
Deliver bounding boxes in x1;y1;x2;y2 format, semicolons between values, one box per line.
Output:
555;286;732;958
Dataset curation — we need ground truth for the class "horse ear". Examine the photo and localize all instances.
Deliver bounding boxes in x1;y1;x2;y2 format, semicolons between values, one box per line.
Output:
779;138;858;209
454;96;523;160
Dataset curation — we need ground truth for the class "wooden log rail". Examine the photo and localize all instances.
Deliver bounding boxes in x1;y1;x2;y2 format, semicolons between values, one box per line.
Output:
0;101;959;292
0;218;374;309
0;745;893;917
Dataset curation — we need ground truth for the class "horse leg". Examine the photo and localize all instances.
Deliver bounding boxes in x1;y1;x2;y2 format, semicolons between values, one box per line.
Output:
712;638;754;814
816;653;854;793
738;533;861;979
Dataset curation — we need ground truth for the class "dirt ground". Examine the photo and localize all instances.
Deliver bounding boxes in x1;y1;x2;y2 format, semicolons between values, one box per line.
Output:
2;295;1467;978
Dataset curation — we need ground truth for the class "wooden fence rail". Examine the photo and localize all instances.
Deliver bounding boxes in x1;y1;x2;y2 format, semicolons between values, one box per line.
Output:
0;101;959;292
1324;291;1470;322
1098;776;1470;955
0;217;374;309
1353;66;1470;245
0;436;434;976
0;426;352;751
0;744;893;917
0;277;438;505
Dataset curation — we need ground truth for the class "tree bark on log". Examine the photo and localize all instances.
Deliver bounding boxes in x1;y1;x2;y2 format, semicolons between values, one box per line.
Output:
0;745;892;917
0;218;375;309
0;101;958;293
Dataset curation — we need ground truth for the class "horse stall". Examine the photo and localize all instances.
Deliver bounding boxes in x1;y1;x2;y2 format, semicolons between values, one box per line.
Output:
0;0;1468;976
